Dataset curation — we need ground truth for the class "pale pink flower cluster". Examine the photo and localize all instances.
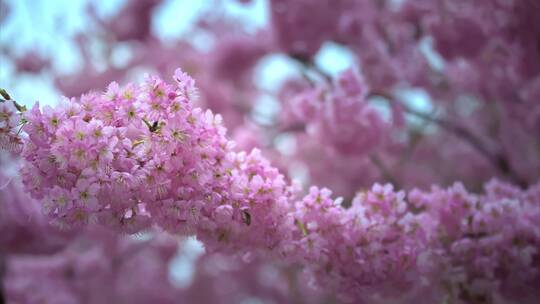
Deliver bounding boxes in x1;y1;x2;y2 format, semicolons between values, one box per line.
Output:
287;180;540;303
16;71;540;303
278;70;399;198
1;154;325;304
313;70;387;156
0;155;72;255
21;69;295;254
22;69;216;230
408;180;540;303
3;0;540;301
0;99;23;154
289;184;426;302
4;226;328;304
406;0;540;132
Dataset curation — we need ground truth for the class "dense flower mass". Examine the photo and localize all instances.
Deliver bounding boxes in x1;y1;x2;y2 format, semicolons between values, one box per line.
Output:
409;181;540;303
0;155;72;255
289;185;425;302
2;0;540;303
20;69;296;256
0;97;24;154
5;70;537;303
292;69;388;156
0;154;326;304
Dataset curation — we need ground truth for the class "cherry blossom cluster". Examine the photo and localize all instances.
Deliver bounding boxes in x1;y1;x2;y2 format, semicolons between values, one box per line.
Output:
2;0;540;302
0;154;72;255
20;69;296;256
285;69;388;156
289;185;426;302
13;70;540;303
408;181;540;303
0;93;24;155
4;0;540;188
1;153;325;304
269;0;540;190
4;228;326;304
285;180;540;303
20;69;218;231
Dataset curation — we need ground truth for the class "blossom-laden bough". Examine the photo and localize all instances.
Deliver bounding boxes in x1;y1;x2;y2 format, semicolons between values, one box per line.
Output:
1;69;538;303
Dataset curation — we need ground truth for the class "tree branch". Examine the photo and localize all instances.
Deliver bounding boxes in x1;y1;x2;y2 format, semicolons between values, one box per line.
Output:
370;91;527;187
